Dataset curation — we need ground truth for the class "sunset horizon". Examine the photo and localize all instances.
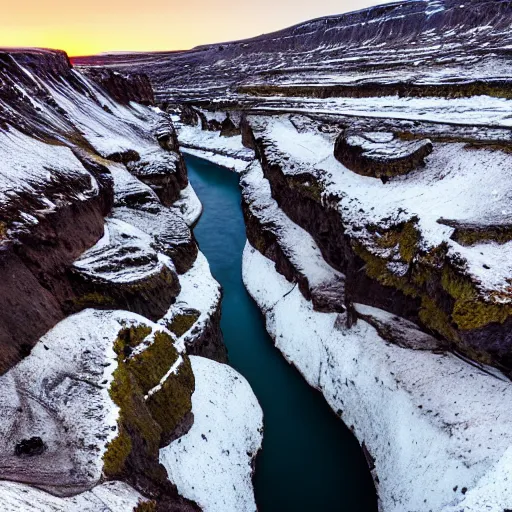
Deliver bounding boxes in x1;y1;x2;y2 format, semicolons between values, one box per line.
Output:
2;0;394;56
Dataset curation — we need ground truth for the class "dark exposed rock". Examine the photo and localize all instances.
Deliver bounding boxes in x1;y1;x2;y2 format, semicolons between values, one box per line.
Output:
438;218;512;246
180;105;200;127
80;68;155;106
155;116;180;152
184;304;228;363
240;114;257;150
334;130;433;178
0;152;112;375
15;438;46;457
220;113;241;137
127;150;186;206
108;150;141;164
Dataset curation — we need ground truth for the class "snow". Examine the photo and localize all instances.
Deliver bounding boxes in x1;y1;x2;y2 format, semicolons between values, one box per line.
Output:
250;94;512;129
178;124;254;173
0;480;145;512
160;356;263;512
254;115;512;302
172;183;203;226
145;355;184;400
241;161;345;295
160;251;221;353
243;241;512;512
182;147;251;173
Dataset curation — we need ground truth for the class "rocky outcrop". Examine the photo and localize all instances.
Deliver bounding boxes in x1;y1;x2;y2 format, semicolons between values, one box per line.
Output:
0;132;111;375
334;130;433;180
71;218;181;320
180;105;200;127
0;310;197;510
0;49;190;375
0;47;264;512
80;68;155;106
219;113;240;138
242;114;512;376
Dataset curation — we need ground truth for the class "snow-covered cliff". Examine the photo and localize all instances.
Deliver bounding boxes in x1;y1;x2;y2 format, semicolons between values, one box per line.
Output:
0;48;262;511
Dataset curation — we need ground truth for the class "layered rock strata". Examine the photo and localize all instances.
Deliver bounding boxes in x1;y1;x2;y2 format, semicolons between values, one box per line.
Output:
0;48;262;512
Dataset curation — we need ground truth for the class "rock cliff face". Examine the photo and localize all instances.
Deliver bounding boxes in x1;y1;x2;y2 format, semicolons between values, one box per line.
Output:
81;68;155;105
73;2;512;509
0;48;262;511
238;113;512;511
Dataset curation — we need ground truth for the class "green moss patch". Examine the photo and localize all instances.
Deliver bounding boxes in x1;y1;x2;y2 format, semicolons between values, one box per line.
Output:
103;323;194;479
127;331;180;395
146;356;194;436
133;500;158;512
441;268;512;330
166;310;200;337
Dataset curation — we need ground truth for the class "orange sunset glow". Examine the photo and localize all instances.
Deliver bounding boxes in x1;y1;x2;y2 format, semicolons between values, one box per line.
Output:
3;0;391;56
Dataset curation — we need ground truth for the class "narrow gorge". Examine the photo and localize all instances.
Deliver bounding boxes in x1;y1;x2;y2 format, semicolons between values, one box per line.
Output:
1;0;512;510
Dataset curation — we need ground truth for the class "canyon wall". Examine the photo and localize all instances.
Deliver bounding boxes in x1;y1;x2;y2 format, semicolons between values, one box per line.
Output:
0;49;262;511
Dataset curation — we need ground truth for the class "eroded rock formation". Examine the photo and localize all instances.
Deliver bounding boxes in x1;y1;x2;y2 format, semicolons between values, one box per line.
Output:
0;48;262;512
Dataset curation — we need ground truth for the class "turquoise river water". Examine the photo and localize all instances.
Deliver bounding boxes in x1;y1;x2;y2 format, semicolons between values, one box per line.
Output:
185;155;377;512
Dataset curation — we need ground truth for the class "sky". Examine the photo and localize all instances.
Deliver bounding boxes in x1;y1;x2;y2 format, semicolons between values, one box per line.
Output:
1;0;393;56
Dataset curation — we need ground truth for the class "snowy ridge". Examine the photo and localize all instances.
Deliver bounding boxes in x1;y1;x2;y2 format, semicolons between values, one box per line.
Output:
243;241;512;512
241;160;345;309
160;356;263;512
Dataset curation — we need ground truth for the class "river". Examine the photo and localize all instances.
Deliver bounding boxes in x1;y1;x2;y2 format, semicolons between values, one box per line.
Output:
185;155;377;512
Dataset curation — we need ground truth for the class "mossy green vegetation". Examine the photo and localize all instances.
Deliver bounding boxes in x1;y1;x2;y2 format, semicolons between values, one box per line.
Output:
354;221;512;350
146;356;194;436
441;267;512;330
103;323;194;479
71;291;118;310
126;331;180;395
133;501;158;512
166;310;200;337
452;225;512;247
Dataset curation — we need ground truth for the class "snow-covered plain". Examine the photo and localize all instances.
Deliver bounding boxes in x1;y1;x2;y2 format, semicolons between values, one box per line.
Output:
249;93;512;129
243;241;512;512
160;356;263;512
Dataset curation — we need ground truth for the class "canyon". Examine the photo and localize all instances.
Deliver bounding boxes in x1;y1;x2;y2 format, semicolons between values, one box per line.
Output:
1;0;512;510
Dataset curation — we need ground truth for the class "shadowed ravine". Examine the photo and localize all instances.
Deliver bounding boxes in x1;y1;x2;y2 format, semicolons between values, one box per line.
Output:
185;155;377;512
